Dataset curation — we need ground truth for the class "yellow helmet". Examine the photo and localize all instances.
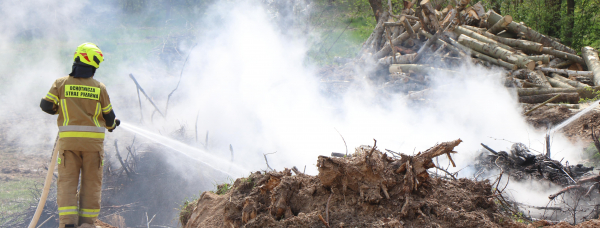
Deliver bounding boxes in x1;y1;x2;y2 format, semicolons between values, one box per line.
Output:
73;43;104;68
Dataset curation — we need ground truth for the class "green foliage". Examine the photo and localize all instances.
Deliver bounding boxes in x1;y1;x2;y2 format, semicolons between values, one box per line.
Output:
512;212;526;223
583;141;600;166
476;0;600;51
215;183;231;195
578;87;600;103
306;0;376;65
211;177;234;195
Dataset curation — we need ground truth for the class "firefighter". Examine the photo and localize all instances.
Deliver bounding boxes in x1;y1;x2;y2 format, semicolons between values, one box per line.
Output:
40;42;119;228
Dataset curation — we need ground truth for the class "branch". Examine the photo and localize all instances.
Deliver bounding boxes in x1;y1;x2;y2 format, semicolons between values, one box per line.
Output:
264;152;277;171
114;140;131;179
229;144;234;162
164;43;198;117
334;128;348;156
434;166;457;180
129;74;165;118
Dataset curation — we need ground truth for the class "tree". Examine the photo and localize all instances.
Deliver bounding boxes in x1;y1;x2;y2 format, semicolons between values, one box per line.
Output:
566;0;575;46
367;0;384;22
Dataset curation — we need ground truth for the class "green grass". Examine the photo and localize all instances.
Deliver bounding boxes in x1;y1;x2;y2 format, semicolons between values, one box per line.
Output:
0;178;43;216
306;0;376;65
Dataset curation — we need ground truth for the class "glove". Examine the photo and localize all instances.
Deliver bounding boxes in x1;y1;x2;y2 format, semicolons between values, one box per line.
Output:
108;119;120;132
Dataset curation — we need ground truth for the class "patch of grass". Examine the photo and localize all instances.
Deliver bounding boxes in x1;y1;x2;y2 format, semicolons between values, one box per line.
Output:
0;178;42;217
215;183;232;195
210;177;234;195
178;196;199;226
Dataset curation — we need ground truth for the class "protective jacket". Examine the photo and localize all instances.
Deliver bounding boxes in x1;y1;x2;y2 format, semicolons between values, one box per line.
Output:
41;75;116;150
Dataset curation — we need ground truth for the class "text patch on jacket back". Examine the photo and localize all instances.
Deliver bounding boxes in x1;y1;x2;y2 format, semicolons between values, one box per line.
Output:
65;85;100;100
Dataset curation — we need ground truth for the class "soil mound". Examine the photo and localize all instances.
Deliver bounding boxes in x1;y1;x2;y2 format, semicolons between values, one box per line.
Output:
524;104;600;144
561;109;600;143
525;105;573;129
180;140;534;228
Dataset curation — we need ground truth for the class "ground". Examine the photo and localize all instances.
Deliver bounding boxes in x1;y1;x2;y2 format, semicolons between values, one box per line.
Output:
0;119;47;223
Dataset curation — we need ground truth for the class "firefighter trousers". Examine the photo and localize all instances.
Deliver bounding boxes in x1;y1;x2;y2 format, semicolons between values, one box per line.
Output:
57;150;104;227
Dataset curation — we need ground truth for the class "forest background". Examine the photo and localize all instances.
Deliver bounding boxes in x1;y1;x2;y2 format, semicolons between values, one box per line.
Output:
112;0;598;64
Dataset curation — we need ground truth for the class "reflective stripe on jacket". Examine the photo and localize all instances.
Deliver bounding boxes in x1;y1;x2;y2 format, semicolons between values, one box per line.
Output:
43;76;113;151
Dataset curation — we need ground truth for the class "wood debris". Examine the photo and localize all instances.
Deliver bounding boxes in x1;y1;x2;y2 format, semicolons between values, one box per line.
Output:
326;4;600;105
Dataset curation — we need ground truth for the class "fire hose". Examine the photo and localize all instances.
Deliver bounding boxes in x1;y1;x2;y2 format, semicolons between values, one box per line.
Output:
28;135;59;228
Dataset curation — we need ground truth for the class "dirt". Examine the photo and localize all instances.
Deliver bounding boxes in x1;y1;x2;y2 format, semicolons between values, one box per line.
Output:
181;143;530;228
95;219;118;228
524;105;600;144
561;110;600;143
0;151;47;182
525;105;574;130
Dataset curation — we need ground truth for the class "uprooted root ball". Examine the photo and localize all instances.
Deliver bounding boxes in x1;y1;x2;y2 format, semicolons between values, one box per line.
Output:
180;140;536;228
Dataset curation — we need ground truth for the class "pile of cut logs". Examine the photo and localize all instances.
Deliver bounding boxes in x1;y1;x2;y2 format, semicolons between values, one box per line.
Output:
355;0;600;104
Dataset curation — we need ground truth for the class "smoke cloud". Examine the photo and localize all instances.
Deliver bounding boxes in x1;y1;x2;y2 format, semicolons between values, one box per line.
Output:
0;0;591;224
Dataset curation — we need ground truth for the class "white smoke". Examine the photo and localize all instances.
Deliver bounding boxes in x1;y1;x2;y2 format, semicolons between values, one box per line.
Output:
0;0;590;219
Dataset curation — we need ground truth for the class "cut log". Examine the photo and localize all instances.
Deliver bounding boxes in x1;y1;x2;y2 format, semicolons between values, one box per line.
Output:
511;69;531;80
527;70;552;88
527;55;553;64
541;47;586;66
488;11;576;54
507;77;542;88
377;53;416;66
524;94;563;115
457;35;535;70
582;46;600;86
413;30;440;63
389;64;458;75
549;73;590;88
419;30;467;57
473;30;544;53
361;11;390;55
420;0;440;32
462;25;487;33
536;67;593;77
455;0;471;24
402;16;415;38
517;86;600;96
551;60;575;69
384;22;405;27
470;2;486;19
385;27;397;64
496;31;517;38
546;103;580;108
487;15;512;34
546;76;575;88
518;93;579;104
456;0;471;12
374;22;422;59
440;9;456;29
443;36;472;54
471;50;517;70
454;25;516;52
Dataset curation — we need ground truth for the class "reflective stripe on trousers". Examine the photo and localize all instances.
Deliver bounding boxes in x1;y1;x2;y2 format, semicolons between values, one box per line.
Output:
58;206;78;215
79;208;100;217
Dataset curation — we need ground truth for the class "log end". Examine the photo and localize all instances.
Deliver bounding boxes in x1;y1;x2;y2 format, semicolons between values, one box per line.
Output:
526;61;536;71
